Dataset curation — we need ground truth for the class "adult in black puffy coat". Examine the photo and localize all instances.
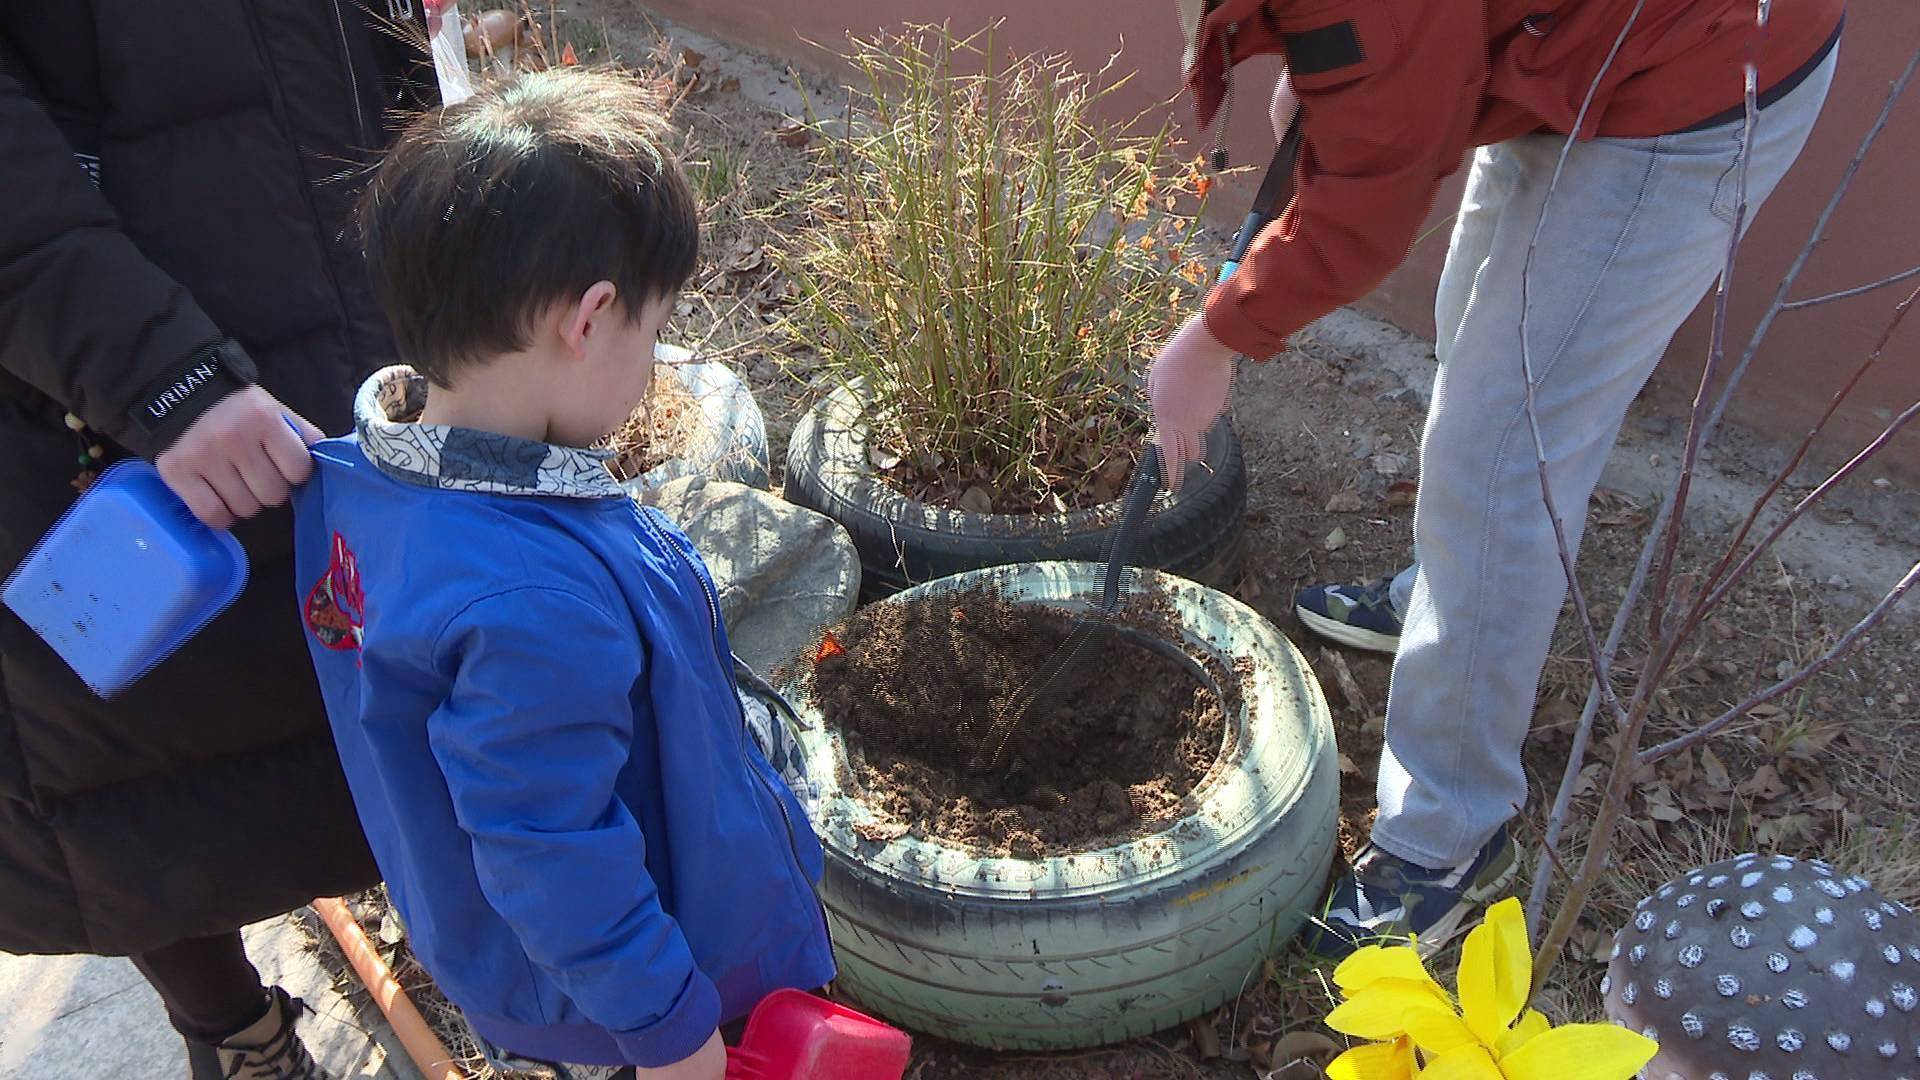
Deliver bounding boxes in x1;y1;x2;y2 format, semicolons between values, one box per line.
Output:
0;4;433;1076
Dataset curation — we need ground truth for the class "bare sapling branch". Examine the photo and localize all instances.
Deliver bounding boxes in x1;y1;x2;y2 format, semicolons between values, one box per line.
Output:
1516;0;1650;942
1528;38;1920;944
1648;25;1766;645
1640;555;1920;764
1704;45;1920;441
1671;284;1920;645
1531;2;1770;985
1783;263;1920;311
1515;0;1650;731
1526;522;1662;926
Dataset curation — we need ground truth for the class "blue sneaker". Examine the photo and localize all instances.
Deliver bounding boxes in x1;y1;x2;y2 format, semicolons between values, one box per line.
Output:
1302;826;1520;960
1295;577;1402;654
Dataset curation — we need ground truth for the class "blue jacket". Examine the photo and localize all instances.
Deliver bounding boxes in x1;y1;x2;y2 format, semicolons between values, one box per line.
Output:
291;368;834;1068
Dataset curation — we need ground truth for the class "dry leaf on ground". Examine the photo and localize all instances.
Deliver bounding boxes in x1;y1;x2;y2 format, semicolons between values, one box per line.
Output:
1701;745;1731;791
1266;1031;1339;1080
1190;1015;1223;1060
774;118;811;147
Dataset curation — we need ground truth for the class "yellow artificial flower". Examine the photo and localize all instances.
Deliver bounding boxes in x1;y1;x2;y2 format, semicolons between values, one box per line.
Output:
1325;944;1446;1079
1495;1009;1551;1058
1320;899;1658;1080
1327;1036;1419;1080
1459;898;1532;1046
1417;1045;1502;1079
1332;941;1446;997
1495;1025;1669;1080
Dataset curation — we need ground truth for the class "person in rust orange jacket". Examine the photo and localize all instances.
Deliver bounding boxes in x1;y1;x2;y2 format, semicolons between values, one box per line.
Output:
1148;0;1844;958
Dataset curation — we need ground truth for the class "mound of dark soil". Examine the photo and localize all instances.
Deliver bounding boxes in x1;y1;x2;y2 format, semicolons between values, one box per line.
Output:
807;588;1227;858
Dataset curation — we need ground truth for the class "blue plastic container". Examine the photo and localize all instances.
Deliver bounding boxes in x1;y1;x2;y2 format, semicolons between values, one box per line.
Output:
2;459;249;699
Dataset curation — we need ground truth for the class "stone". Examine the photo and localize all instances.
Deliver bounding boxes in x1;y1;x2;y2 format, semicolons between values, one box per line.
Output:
642;476;860;675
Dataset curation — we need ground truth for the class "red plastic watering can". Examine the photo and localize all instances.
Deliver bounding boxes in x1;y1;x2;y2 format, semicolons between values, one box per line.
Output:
724;990;911;1080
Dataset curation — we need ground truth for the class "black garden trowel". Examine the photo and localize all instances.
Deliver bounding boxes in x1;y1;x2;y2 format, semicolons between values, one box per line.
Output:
968;116;1304;773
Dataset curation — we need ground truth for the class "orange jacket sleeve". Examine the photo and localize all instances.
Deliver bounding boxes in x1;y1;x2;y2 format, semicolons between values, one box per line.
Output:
1195;0;1486;359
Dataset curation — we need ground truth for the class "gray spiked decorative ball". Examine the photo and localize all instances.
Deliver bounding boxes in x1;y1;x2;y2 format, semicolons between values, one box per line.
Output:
1604;854;1920;1080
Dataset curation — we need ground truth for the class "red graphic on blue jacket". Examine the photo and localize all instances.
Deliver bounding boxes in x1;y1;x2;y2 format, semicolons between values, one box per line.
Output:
305;532;365;653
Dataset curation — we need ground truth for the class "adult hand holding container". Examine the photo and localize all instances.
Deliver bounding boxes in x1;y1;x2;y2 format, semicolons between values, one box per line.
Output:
154;385;323;528
2;399;319;699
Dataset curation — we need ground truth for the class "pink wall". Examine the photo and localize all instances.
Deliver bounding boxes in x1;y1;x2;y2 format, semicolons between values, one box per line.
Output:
650;1;1919;479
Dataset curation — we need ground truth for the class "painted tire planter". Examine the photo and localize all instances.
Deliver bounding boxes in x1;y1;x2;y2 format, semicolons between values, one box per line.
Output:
783;382;1247;600
782;562;1338;1050
619;343;770;499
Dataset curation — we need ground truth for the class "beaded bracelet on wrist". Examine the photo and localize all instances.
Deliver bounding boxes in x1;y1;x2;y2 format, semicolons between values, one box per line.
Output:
63;412;108;493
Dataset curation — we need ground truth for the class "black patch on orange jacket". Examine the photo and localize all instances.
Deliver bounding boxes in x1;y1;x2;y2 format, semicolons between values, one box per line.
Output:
1283;19;1364;77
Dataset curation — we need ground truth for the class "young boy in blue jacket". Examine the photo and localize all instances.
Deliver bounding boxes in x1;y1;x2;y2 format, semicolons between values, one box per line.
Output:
291;67;835;1080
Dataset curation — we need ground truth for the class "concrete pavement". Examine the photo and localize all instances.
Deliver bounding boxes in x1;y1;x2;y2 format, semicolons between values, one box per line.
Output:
0;913;418;1080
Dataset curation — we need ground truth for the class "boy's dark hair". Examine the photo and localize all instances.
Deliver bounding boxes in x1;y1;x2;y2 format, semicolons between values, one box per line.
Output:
359;66;698;385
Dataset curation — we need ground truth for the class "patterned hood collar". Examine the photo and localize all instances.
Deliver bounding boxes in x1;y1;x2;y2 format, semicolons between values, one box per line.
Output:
352;366;624;499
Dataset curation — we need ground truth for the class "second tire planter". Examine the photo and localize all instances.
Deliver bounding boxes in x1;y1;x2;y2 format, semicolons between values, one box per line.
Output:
618;343;770;499
783;562;1339;1050
783;382;1247;599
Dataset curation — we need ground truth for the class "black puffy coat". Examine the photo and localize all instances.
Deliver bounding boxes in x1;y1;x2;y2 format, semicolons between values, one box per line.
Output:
0;2;433;955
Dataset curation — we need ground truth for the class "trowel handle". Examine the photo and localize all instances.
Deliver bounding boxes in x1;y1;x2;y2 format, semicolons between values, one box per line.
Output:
1217;112;1304;283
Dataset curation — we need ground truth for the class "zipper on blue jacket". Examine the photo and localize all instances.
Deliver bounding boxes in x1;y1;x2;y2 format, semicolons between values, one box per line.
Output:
631;505;834;951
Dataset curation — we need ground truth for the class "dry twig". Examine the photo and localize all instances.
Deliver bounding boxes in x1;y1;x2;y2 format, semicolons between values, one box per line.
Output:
1319;647;1373;725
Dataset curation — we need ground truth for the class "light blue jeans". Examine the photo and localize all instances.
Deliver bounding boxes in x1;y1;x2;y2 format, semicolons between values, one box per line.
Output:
1371;51;1837;868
